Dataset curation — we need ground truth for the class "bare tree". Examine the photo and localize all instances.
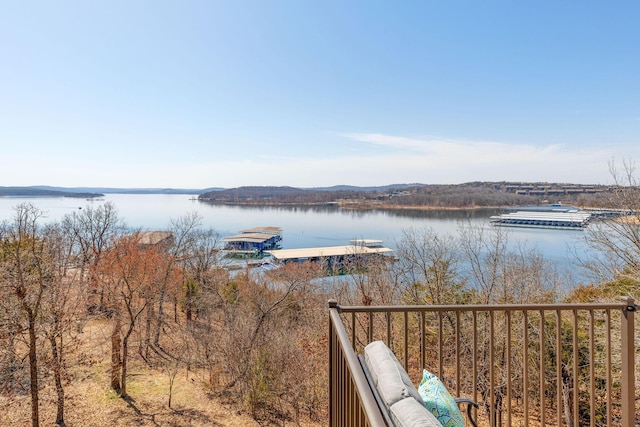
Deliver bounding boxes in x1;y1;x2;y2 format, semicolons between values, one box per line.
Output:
40;221;84;426
578;159;640;286
458;221;510;304
394;227;465;305
0;283;23;395
0;203;50;427
207;263;326;421
62;202;125;314
181;226;223;322
150;212;206;346
98;233;164;398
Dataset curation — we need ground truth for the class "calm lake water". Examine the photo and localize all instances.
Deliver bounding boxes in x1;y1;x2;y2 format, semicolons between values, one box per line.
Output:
0;194;590;282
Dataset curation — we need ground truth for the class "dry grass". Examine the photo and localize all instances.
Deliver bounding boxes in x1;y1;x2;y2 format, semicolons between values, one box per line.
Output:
0;318;297;427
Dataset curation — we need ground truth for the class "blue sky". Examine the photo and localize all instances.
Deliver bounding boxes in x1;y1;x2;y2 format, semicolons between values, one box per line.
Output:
2;1;639;188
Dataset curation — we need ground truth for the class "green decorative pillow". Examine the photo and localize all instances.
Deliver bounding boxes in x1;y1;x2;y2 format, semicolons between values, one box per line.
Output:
418;369;465;427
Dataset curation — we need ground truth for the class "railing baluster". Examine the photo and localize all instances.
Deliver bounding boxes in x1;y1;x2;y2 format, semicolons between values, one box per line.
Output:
351;312;355;351
345;360;349;426
589;309;595;427
420;311;425;373
438;311;443;380
605;309;611;427
403;311;408;371
556;310;562;427
506;310;512;427
620;296;635;427
329;320;334;427
340;340;344;426
490;310;495;427
539;309;545;427
386;312;391;348
523;310;529;427
472;310;478;414
572;309;578;427
455;310;460;397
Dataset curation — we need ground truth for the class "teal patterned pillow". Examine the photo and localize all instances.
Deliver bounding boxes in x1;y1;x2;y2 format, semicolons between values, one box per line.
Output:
418;369;465;427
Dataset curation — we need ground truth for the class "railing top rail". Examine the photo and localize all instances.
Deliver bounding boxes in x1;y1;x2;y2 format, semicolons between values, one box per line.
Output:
328;303;387;427
333;298;636;314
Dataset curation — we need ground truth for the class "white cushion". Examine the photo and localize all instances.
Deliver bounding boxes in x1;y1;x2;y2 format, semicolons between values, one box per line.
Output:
364;341;423;408
389;397;443;427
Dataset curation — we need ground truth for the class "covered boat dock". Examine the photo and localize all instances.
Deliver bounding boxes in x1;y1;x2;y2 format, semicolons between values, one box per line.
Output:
349;239;384;248
490;211;592;229
265;244;393;269
222;226;283;254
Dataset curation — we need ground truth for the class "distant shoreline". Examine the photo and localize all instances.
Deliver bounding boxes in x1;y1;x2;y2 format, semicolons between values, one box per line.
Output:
0;192;104;199
198;200;502;211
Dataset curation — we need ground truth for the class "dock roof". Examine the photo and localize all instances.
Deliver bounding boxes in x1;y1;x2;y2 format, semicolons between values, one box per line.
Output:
493;211;591;222
222;233;278;243
266;245;393;261
138;231;173;246
239;226;282;234
350;239;383;245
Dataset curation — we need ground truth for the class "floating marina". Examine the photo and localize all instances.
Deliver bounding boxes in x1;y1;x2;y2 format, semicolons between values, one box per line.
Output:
489;210;592;230
222;226;282;256
222;226;393;272
349;239;384;248
265;241;393;271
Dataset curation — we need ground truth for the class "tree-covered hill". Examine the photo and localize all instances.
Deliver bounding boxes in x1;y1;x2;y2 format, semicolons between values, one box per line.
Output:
0;186;103;198
198;182;612;208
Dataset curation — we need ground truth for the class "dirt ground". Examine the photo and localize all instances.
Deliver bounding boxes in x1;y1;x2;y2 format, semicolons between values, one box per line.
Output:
0;319;309;427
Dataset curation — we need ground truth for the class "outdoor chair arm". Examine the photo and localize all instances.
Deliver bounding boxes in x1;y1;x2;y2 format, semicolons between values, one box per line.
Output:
454;397;479;427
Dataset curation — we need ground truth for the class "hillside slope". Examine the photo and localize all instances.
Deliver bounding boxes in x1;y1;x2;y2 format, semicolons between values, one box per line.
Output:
0;318;320;427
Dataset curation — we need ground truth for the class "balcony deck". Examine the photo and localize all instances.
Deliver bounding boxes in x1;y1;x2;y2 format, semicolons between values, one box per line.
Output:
328;298;638;426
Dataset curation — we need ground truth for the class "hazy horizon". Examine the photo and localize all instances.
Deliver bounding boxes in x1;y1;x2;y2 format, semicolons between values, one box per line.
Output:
0;180;616;192
3;1;639;188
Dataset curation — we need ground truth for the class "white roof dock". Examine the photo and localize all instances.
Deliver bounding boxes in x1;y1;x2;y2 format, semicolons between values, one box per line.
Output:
350;239;384;247
223;233;279;243
266;245;393;261
239;226;282;235
490;211;592;228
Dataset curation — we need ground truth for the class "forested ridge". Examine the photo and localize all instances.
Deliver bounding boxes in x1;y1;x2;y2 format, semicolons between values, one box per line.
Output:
0;187;103;198
199;182;614;208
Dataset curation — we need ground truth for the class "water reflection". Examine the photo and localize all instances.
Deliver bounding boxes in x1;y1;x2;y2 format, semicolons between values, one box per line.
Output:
198;201;501;221
372;208;501;220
